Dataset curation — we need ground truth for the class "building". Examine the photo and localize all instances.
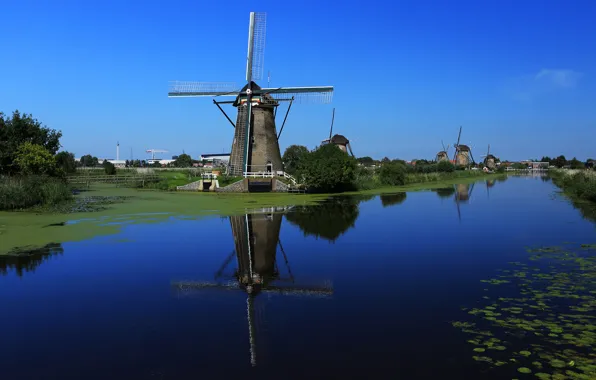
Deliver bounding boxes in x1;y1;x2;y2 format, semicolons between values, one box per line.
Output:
200;153;230;167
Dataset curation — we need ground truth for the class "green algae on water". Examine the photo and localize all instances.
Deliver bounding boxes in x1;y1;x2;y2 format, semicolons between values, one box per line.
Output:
451;245;596;379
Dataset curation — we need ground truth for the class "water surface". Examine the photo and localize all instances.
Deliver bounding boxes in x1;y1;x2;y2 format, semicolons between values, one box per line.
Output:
1;176;594;379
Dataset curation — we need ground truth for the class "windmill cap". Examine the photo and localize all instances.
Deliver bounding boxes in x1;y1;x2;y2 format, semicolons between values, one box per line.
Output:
330;134;349;144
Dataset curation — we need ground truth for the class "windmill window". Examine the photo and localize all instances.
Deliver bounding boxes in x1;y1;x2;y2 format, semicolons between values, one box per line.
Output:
266;161;272;173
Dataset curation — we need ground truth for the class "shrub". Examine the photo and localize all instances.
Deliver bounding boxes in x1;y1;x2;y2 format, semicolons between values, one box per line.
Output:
103;160;116;175
300;144;357;193
437;160;455;173
379;161;406;186
0;176;71;210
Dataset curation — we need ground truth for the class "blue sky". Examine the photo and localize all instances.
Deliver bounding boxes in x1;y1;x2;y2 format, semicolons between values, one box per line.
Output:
2;0;595;161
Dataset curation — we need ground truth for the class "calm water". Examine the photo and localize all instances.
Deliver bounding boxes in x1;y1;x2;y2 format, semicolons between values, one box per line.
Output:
1;176;594;379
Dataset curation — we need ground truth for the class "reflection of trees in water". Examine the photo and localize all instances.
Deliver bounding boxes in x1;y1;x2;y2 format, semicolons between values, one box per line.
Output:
0;243;64;277
433;186;456;198
285;197;360;242
380;192;407;207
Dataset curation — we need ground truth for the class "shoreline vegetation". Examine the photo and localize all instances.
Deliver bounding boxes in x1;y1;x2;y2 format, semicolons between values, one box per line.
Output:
550;169;596;222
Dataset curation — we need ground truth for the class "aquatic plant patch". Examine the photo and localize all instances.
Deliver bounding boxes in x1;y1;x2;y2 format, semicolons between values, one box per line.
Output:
452;244;596;379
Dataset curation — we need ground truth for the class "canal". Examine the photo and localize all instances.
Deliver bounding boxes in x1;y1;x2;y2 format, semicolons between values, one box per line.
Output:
0;175;594;379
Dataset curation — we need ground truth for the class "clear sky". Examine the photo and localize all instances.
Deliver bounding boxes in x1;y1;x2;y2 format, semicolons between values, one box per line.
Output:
2;0;595;161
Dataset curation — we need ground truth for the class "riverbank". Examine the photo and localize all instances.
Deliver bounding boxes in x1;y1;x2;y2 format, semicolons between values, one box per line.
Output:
353;170;503;195
550;169;596;222
0;185;329;255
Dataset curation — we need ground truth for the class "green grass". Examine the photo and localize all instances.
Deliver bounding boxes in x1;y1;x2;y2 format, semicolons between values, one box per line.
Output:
550;169;596;203
0;184;329;255
140;171;201;191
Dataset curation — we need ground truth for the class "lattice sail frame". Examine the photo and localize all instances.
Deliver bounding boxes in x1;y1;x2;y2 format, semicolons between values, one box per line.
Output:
168;81;239;97
247;12;267;82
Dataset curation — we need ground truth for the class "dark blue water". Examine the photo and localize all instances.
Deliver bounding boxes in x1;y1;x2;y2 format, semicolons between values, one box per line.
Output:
0;176;594;379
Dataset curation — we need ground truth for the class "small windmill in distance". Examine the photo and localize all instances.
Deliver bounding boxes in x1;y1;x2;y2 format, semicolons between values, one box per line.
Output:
436;140;450;162
453;126;475;167
320;108;355;157
480;144;497;170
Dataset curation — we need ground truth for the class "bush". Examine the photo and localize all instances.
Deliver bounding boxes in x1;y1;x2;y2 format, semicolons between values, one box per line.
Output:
0;176;71;210
300;144;357;193
437;160;455;173
379;161;406;186
103;160;116;175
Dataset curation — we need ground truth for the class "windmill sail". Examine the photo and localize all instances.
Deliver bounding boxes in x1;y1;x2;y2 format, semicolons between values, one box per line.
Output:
168;81;239;97
246;12;267;82
260;86;334;104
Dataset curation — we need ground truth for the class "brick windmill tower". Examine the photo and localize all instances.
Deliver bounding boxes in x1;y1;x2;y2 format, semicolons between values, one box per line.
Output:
169;12;334;176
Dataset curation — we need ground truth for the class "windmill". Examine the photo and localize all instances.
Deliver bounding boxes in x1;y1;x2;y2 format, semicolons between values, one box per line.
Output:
452;126;475;167
172;209;333;367
168;12;333;177
435;140;450;162
320;108;355;157
480;144;497;170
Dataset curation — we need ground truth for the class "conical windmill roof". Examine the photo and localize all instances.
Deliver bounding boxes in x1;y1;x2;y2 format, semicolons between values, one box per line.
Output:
330;134;349;145
457;144;471;152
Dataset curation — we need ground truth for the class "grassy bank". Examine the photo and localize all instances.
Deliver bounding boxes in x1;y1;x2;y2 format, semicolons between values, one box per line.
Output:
0;176;72;210
353;169;498;194
550;169;596;203
0;184;329;255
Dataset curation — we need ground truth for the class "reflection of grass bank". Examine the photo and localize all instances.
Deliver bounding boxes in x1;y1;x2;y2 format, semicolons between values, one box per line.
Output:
452;244;596;379
352;171;503;195
0;184;328;255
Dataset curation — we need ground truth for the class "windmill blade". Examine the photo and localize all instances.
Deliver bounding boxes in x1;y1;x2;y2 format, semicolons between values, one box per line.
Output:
171;280;333;297
329;108;335;140
259;86;334;104
246;12;267;82
347;142;355;157
441;140;446;152
168;81;240;97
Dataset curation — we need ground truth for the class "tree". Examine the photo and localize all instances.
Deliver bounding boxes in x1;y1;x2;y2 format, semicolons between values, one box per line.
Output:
174;153;192;168
552;155;567;168
437;160;455;173
540;156;552;164
569;157;584;169
125;159;131;167
0;110;62;175
55;151;76;175
282;145;309;174
378;161;406;186
14;142;57;176
80;154;99;167
300;144;357;192
357;156;375;166
103;160;116;175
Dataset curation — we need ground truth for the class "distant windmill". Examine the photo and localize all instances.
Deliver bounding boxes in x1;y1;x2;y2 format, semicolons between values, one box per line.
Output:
435;140;450;162
480;144;497;170
168;12;333;176
320;108;355;157
452;126;475;167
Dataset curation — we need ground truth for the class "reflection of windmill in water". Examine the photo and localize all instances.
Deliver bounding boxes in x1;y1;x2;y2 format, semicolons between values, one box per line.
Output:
454;182;475;222
435;140;450;162
452;126;475;167
321;108;355;157
172;209;333;367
